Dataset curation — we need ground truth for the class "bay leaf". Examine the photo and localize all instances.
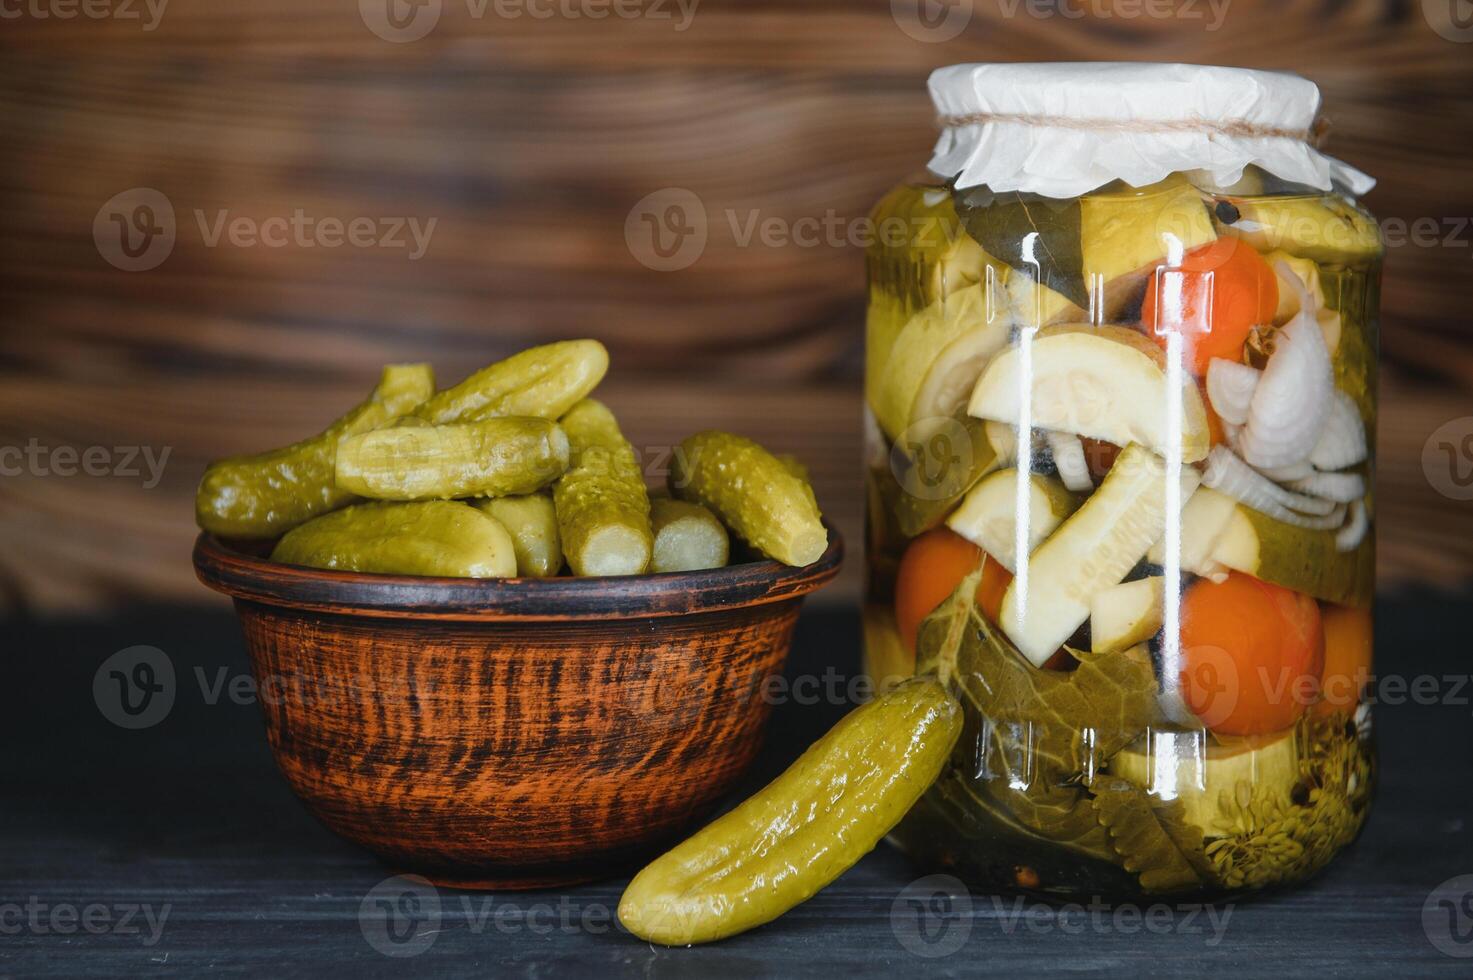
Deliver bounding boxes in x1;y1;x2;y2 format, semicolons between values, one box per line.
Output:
953;187;1089;310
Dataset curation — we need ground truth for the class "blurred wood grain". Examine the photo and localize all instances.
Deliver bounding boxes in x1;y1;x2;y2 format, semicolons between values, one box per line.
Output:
2;0;1472;613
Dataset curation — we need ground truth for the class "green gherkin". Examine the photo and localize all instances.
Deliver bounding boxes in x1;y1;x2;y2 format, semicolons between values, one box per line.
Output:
474;493;562;578
618;678;961;946
552;399;652;576
271;500;516;578
415;339;608;424
195;363;434;539
335;417;569;501
671;432;826;567
649;497;729;573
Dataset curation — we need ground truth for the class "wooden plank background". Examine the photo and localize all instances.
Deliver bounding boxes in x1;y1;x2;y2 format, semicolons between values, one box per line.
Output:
2;0;1471;614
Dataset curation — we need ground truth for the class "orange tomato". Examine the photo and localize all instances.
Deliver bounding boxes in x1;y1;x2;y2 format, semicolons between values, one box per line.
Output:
1178;572;1324;736
1313;605;1373;717
1142;237;1278;375
894;527;1012;655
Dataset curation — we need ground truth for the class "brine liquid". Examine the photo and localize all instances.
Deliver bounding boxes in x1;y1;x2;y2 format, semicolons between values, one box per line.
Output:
863;174;1379;901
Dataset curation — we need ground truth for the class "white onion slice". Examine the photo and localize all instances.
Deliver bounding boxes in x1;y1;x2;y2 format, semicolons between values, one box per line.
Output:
1309;390;1369;470
1205;358;1260;426
1202;446;1346;527
1237;264;1334;469
985;421;1020;468
1045;430;1093;492
1256;460;1314;481
1336;499;1369;552
1287;471;1366;503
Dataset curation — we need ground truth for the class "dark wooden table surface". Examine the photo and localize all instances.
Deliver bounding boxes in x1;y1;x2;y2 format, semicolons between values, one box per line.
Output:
4;597;1472;977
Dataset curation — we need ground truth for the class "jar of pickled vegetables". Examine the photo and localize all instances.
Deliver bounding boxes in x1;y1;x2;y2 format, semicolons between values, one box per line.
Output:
863;64;1379;900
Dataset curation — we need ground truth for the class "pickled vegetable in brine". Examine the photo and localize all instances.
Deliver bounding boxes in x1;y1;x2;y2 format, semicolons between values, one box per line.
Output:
864;169;1379;902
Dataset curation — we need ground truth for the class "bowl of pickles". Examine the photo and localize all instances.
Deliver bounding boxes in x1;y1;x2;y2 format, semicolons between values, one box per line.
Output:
192;340;842;889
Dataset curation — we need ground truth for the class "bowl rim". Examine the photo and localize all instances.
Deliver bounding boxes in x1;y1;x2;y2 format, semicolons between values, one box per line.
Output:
192;522;843;622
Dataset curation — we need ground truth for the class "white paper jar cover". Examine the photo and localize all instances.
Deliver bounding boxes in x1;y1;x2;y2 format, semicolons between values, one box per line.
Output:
928;62;1375;199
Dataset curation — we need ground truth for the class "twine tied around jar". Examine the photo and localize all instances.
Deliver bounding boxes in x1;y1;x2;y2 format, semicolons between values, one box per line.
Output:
935;111;1331;148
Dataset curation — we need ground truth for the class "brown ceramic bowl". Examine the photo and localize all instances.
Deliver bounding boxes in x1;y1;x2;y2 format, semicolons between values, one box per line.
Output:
193;526;842;890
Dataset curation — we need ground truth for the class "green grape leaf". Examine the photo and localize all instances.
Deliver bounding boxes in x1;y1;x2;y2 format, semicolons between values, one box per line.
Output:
913;567;984;682
935;766;1116;865
952;187;1089;310
914;576;1163;860
1091;776;1216;892
918;590;1160;777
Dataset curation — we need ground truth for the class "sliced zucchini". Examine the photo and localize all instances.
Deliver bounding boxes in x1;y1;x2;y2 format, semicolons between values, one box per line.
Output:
1218;195;1382;265
866;184;991;426
944;468;1077;572
1090;576;1165;654
1079;176;1218;314
967;325;1210;464
889;415;1003;539
1000;443;1200;666
1155;487;1374;607
1264;250;1324;327
1110;729;1300;838
872;283;1012;442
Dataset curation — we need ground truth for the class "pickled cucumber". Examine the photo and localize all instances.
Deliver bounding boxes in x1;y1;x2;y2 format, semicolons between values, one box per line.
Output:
271;500;516;578
778;453;820;512
553;399;652;576
196;363;435;539
335;417;570;501
777;453;809;483
474;493;562;577
415;339;608;424
618;677;962;946
650;498;729;573
671;431;827;567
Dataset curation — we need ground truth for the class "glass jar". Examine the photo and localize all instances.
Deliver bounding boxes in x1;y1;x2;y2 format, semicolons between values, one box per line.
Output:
863;64;1380;901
